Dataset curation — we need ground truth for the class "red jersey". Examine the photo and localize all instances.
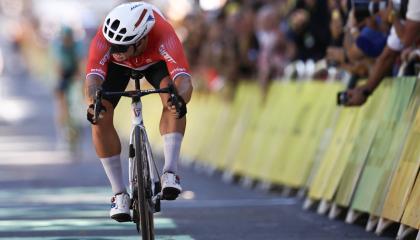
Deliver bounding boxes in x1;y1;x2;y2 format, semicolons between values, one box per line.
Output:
86;10;190;81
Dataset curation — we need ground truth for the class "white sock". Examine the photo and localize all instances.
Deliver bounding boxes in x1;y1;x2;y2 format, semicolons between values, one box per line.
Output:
100;155;126;195
163;133;183;174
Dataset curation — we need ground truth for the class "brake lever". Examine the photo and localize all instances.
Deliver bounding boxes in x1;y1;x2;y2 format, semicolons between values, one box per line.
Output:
168;85;181;116
93;89;103;123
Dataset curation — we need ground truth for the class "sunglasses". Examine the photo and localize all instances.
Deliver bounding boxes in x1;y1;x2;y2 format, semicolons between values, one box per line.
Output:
110;44;131;54
110;37;146;54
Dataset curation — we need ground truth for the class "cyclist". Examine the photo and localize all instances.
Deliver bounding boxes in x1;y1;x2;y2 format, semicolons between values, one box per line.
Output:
52;26;83;147
84;2;193;222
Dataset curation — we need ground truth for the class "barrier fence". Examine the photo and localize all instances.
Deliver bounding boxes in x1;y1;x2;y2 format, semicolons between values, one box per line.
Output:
115;77;419;239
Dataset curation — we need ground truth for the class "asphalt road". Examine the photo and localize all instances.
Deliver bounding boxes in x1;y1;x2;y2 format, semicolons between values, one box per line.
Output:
0;69;393;239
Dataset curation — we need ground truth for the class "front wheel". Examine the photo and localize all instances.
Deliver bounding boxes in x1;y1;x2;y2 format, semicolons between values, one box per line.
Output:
134;126;155;240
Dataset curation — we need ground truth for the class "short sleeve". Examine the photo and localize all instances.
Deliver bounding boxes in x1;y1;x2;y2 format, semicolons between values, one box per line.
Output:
407;0;420;22
85;27;112;80
155;16;190;80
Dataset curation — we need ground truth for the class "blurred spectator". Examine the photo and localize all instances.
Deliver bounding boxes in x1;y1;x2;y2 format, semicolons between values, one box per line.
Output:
342;0;419;106
51;26;84;144
236;6;259;80
199;9;240;99
256;4;291;99
183;12;206;70
188;0;419;100
288;0;331;61
402;0;420;46
326;6;391;81
329;8;345;47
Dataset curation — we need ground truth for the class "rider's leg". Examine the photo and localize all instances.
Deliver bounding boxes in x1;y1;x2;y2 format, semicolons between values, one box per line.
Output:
158;75;192;174
90;63;130;195
92;100;126;195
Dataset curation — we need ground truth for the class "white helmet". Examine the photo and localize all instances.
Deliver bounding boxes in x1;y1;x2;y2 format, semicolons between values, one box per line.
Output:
102;2;155;45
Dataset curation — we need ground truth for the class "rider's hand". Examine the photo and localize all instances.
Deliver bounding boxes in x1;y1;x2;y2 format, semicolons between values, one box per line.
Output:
86;103;107;125
167;95;187;119
345;85;372;107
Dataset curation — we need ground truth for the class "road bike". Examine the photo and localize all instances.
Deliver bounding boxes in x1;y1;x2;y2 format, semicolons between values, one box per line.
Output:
92;70;182;240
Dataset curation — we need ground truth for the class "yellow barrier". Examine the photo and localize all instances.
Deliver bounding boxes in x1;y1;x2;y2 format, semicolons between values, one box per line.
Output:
214;83;262;170
115;76;420;233
241;81;300;181
308;107;356;200
192;93;225;163
255;83;303;184
181;92;207;161
381;80;420;224
220;83;262;174
351;78;417;216
230;91;264;176
401;173;420;229
334;81;386;207
281;83;340;188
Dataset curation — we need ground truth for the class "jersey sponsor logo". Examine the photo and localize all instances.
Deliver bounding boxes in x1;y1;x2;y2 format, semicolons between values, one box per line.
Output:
159;45;177;64
99;50;111;65
90;68;106;76
170;67;187;75
133;108;141;117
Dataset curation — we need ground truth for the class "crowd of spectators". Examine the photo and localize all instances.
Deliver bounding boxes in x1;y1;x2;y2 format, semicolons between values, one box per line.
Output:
181;0;420;104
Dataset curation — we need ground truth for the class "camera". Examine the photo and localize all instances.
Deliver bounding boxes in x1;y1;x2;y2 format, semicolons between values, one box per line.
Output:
352;0;388;22
337;91;349;105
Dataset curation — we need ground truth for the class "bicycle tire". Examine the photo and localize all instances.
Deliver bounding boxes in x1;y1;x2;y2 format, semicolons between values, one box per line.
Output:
134;126;155;240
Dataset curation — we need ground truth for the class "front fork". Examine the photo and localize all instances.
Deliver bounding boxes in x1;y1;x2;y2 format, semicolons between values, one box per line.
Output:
128;127;161;213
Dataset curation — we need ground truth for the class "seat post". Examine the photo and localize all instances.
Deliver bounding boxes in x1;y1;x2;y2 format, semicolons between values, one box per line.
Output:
131;70;142;90
134;78;140;91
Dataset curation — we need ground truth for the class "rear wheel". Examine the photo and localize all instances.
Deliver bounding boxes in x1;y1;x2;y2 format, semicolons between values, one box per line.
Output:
134;126;154;240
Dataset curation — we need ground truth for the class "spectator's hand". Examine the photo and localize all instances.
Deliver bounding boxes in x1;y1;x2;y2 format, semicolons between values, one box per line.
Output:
401;47;420;62
379;0;394;23
345;86;372;106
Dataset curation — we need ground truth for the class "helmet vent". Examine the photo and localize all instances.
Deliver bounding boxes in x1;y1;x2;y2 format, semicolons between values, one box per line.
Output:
124;35;136;42
102;3;156;44
119;28;127;34
110;20;120;31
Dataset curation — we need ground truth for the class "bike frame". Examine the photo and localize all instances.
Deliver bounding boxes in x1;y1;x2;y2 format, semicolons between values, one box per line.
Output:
128;96;158;199
92;72;182;240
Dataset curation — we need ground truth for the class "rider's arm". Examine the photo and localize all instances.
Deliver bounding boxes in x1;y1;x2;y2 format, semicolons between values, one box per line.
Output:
345;25;403;107
173;74;192;104
154;13;192;104
84;28;111;104
84;74;104;104
345;46;399;106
